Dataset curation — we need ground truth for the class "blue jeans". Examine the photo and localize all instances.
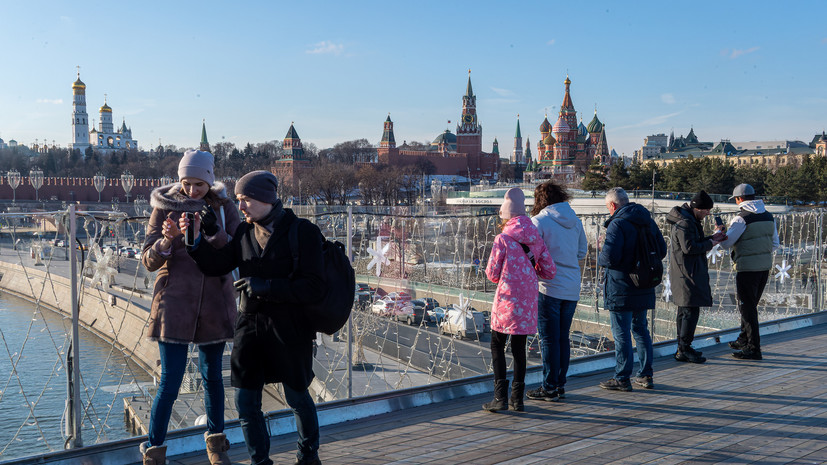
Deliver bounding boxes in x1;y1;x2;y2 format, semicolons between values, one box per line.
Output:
236;384;319;465
149;341;226;446
537;293;577;390
610;309;653;381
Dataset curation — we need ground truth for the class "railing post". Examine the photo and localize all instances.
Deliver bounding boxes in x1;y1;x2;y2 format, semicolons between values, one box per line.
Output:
65;205;83;448
346;206;353;399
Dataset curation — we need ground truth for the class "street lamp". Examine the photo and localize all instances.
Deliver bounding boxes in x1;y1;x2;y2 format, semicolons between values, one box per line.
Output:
120;172;135;203
134;195;149;217
93;173;106;203
29;167;44;202
7;170;21;204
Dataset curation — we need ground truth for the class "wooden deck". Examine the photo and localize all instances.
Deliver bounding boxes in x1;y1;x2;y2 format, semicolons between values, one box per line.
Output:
166;323;827;465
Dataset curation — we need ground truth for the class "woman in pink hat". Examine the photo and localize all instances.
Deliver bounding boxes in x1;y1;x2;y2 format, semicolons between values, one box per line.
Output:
483;188;556;412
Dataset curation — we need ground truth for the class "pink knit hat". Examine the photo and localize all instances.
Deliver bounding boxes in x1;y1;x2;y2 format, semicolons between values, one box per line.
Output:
500;188;526;219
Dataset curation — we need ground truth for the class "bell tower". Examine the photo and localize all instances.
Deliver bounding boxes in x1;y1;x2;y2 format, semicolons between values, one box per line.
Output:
71;67;90;151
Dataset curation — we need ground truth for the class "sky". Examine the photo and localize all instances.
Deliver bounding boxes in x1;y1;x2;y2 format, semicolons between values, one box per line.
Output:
1;1;825;158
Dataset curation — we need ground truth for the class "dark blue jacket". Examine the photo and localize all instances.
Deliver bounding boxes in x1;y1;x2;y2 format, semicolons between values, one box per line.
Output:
598;203;667;311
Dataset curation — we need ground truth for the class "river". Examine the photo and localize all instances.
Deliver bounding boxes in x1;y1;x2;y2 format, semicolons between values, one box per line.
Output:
0;292;153;460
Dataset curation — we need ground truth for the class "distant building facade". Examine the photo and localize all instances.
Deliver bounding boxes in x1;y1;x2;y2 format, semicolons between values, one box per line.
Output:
634;127;822;170
270;123;311;192
376;73;500;180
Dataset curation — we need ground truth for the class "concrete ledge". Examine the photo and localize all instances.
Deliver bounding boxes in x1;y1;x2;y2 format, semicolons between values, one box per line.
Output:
4;309;825;465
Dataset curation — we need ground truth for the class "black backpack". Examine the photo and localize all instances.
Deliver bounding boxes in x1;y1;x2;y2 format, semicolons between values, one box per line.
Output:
628;220;664;289
288;218;355;335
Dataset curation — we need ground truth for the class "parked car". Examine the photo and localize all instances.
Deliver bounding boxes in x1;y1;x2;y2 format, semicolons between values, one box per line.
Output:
439;307;485;339
414;297;440;312
395;302;426;326
526;335;541;359
570;331;615;352
427;306;448;325
354;283;371;309
371;299;413;318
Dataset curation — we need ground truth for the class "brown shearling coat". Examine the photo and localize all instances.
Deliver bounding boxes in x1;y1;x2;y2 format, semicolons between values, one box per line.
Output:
141;182;241;344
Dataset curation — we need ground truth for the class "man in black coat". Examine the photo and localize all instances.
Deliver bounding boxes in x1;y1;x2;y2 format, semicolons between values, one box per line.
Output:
185;170;325;465
665;190;726;364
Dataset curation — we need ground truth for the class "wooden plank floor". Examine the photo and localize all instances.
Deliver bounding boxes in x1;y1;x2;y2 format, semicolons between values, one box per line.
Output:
171;325;827;465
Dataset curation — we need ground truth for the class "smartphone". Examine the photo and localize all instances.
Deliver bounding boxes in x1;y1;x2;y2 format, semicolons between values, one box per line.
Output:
184;212;195;246
714;215;726;232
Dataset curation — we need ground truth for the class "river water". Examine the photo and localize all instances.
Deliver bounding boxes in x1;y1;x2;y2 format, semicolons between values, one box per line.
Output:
0;293;153;460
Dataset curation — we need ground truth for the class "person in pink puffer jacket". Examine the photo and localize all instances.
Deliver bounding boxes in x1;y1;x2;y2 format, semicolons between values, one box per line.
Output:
483;187;556;412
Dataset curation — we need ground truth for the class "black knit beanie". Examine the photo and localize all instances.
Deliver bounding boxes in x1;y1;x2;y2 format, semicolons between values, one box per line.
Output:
690;190;714;210
234;170;279;204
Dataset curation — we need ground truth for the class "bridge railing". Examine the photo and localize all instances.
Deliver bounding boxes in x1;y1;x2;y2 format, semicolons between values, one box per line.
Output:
0;203;823;461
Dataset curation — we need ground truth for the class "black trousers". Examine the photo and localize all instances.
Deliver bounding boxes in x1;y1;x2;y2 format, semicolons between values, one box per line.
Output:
491;330;527;383
676;306;700;351
735;270;769;352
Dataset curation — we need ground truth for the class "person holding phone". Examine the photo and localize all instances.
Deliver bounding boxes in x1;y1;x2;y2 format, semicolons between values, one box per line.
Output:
665;190;727;364
139;149;241;465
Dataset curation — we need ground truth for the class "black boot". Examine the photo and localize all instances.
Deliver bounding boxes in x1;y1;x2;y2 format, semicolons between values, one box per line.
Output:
482;379;509;412
510;381;525;412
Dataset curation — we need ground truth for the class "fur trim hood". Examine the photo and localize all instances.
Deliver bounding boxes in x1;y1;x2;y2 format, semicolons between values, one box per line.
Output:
149;181;230;212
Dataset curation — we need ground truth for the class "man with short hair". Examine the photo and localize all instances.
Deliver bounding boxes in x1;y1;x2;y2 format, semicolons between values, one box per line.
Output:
598;187;667;391
185;170;325;465
718;183;780;360
665;190;727;364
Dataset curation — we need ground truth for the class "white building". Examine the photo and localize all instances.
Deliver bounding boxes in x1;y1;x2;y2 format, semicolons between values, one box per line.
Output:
71;71;137;154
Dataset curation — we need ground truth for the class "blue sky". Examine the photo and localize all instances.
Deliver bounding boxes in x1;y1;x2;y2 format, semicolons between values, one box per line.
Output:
1;1;825;158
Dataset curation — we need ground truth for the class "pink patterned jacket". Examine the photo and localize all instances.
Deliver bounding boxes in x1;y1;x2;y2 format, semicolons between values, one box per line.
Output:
485;215;557;335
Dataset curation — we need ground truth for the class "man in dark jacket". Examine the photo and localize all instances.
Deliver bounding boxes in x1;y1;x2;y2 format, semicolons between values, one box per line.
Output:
185;170;324;465
598;187;667;391
665;191;727;364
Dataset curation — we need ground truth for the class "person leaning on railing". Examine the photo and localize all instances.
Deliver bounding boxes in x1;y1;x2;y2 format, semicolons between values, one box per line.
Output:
140;150;240;465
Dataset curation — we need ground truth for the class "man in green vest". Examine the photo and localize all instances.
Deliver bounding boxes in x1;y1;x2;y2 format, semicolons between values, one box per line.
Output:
718;184;780;360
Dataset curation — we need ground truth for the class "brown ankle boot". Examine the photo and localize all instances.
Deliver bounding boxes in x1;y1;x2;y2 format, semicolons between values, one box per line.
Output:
140;441;167;465
205;432;232;465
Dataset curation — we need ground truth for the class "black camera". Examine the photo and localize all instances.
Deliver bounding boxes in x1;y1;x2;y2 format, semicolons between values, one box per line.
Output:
184;212;195;246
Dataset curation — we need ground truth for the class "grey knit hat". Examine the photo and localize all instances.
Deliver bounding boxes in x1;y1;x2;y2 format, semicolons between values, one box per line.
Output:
234;170;279;204
178;149;215;185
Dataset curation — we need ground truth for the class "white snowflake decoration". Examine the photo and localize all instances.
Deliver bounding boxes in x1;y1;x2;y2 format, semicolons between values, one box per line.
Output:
662;273;672;302
366;237;391;277
87;244;118;289
774;259;792;284
456;293;472;316
706;244;723;264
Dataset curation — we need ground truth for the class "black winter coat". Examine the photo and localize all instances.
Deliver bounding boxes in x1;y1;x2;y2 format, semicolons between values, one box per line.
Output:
597;203;667;311
666;204;714;307
188;208;325;391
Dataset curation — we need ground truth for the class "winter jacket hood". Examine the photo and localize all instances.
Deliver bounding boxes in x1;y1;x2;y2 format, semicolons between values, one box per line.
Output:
150;181;230;212
532;202;587;301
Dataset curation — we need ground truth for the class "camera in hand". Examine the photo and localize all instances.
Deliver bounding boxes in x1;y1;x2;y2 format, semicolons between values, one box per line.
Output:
184;212;195;246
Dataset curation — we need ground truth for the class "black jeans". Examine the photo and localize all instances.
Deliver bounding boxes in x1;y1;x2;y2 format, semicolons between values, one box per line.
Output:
491;330;527;382
735;270;769;352
676;306;700;352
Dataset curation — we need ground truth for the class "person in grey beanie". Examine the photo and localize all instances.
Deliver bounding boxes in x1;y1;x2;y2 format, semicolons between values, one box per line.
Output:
665;190;727;364
183;170;325;465
140;149;239;465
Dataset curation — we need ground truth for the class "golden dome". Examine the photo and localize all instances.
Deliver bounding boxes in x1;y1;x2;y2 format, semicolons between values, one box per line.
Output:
99;103;112;113
72;78;86;91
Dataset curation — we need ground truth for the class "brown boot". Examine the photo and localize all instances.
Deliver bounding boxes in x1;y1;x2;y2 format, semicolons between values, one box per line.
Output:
205;432;232;465
140;441;167;465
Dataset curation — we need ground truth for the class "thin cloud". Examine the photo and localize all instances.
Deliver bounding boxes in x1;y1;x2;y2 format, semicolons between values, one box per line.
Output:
614;110;684;130
36;98;63;104
490;87;515;97
728;46;759;59
661;93;676;104
547;39;555;46
306;41;344;55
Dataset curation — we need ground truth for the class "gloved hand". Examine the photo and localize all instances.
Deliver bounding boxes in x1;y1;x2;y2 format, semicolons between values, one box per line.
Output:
200;205;219;236
234;277;271;299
